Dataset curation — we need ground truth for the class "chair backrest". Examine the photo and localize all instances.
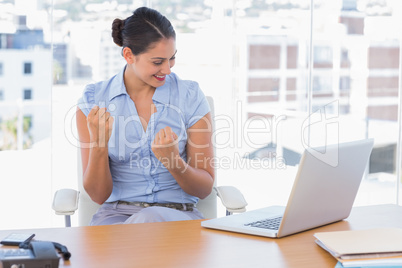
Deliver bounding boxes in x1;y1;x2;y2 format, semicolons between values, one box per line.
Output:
76;96;217;226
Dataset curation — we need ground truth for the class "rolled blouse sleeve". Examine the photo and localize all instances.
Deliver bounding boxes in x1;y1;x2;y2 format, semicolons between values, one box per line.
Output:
77;84;96;117
183;81;210;128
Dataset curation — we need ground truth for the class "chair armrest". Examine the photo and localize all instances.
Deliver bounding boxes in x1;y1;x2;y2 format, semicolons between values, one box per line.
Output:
52;189;80;215
214;186;248;213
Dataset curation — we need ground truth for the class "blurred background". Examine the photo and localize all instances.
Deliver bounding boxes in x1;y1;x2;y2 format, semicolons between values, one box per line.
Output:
0;0;401;229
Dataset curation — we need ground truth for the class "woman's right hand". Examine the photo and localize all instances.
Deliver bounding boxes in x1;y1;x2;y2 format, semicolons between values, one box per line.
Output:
86;106;114;148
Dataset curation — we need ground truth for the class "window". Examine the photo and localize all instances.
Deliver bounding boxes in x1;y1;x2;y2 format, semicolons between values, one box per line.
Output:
23;89;32;100
18;15;27;27
0;0;401;230
339;77;351;91
313;76;333;93
314;46;333;67
23;62;32;74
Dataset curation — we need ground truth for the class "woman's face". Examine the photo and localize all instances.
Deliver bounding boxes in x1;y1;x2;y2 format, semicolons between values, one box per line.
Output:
129;37;177;89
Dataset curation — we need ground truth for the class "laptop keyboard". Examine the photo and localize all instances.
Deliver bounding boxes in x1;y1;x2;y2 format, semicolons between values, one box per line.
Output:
244;216;282;230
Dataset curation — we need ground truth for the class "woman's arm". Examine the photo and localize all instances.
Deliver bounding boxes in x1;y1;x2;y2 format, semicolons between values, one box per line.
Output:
76;106;114;204
152;112;215;199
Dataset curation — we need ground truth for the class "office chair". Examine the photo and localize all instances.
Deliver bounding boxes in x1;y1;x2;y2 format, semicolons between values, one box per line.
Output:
52;96;248;227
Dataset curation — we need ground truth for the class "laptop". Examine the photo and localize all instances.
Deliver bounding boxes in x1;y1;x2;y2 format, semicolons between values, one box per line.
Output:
201;139;374;238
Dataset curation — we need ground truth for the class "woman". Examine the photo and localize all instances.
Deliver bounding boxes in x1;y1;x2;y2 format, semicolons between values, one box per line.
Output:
76;7;214;225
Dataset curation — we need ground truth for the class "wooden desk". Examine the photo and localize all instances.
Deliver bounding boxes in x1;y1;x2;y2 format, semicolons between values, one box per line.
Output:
1;204;401;268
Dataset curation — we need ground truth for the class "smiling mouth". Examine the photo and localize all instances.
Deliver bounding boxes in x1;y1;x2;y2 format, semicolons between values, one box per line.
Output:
154;75;165;81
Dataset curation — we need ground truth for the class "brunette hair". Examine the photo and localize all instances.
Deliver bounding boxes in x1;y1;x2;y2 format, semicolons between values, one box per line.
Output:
111;7;176;55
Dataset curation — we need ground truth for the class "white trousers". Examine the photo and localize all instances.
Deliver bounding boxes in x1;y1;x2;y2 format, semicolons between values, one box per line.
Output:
90;202;204;226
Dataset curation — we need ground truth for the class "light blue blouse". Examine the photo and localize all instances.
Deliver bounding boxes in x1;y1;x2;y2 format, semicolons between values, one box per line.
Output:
78;66;210;204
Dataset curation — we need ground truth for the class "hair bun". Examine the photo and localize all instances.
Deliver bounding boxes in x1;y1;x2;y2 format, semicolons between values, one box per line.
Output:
111;18;125;47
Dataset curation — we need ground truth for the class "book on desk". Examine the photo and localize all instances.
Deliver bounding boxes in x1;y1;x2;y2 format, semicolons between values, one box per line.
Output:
314;228;402;268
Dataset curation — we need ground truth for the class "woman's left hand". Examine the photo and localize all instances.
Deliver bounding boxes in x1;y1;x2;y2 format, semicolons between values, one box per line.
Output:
151;126;180;168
